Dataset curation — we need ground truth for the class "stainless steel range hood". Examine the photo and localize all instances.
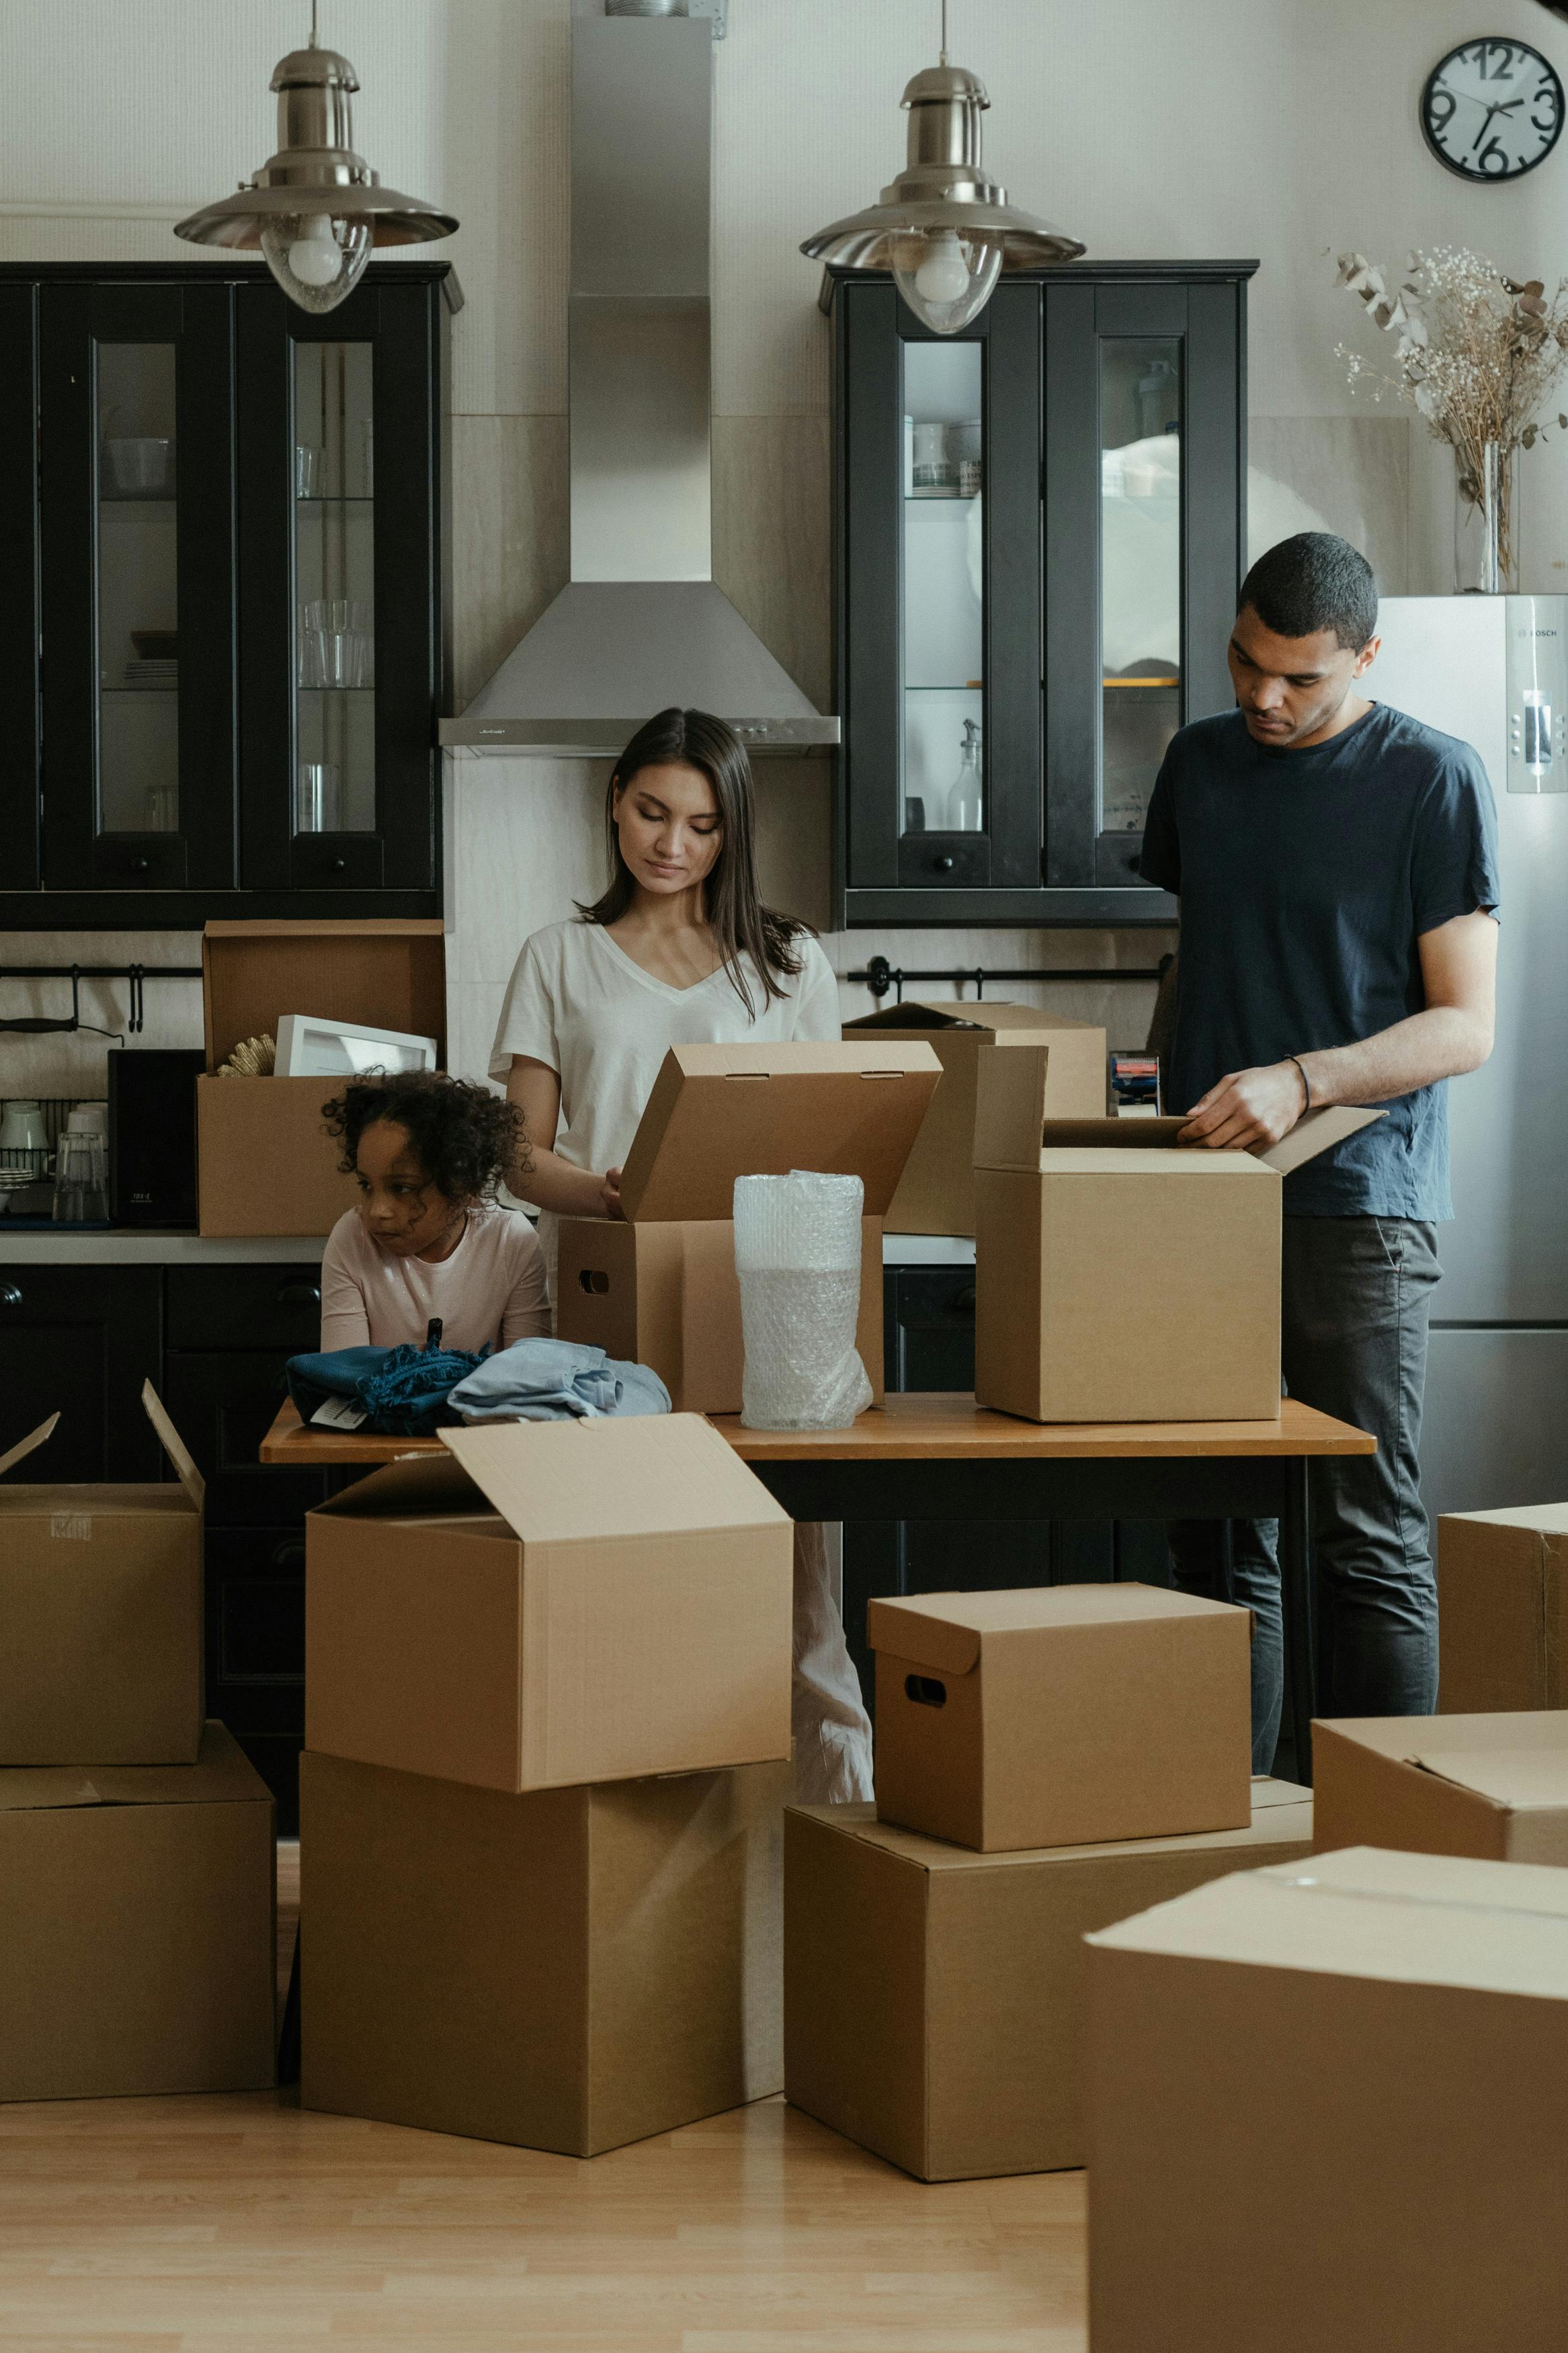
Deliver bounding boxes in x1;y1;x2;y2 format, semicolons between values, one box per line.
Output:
441;10;839;758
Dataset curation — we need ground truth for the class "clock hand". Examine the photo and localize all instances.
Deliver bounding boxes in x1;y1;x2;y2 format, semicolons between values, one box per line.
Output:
1471;102;1503;151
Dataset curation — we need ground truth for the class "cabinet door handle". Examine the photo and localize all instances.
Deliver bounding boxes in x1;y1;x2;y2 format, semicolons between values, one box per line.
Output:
330;857;347;873
276;1281;321;1308
271;1539;306;1571
935;853;956;873
950;1285;976;1314
131;856;150;874
0;1282;19;1308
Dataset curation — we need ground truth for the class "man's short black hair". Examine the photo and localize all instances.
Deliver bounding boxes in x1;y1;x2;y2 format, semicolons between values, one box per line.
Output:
1237;532;1378;652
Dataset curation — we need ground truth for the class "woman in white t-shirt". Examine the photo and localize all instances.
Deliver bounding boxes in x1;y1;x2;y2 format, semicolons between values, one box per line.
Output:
490;705;872;1804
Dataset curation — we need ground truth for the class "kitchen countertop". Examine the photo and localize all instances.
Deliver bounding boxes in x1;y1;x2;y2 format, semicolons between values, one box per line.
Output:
0;1229;977;1267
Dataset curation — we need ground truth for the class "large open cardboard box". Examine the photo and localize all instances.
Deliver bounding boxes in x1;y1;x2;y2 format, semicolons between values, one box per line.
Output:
1313;1708;1568;1865
0;1383;203;1765
1437;1502;1568;1710
0;1722;275;2102
1087;1845;1568;2352
306;1412;793;1791
971;1047;1380;1421
784;1779;1311;2182
302;1751;788;2156
842;1002;1106;1236
870;1585;1251;1851
197;920;446;1237
556;1040;942;1412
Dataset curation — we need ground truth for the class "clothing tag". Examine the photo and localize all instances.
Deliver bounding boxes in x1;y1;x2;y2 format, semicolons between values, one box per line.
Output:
49;1513;93;1540
310;1396;370;1432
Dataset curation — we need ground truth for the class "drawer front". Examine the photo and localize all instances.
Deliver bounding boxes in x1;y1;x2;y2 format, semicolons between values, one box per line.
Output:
166;1263;324;1352
161;1350;327;1524
897;831;992;889
205;1525;306;1737
886;1265;978;1394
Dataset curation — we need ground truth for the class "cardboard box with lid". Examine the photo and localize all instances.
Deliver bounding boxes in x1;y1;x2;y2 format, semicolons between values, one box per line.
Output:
870;1585;1252;1851
306;1412;794;1792
1437;1501;1568;1710
971;1045;1381;1422
0;1383;204;1765
302;1750;788;2157
1313;1708;1568;1866
842;1002;1106;1236
197;919;446;1237
784;1779;1311;2182
1086;1845;1568;2353
555;1040;942;1414
0;1722;275;2102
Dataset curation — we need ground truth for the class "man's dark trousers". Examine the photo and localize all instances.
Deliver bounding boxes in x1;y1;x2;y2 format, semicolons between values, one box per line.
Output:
1169;1215;1443;1771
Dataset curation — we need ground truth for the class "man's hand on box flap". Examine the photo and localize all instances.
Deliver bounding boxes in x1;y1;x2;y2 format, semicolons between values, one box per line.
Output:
1179;1061;1306;1152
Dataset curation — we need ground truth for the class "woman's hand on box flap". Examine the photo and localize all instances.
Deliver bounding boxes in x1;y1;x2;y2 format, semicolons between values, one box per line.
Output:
1178;1061;1305;1152
602;1166;626;1220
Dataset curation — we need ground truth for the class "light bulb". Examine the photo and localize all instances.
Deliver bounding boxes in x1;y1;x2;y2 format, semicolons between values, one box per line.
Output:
913;230;972;307
288;214;343;288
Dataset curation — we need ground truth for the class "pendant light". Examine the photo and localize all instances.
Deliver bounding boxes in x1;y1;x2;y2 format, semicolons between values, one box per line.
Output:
800;0;1083;335
175;1;457;315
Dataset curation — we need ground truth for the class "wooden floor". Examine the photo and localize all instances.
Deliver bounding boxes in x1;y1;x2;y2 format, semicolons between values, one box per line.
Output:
0;1846;1088;2353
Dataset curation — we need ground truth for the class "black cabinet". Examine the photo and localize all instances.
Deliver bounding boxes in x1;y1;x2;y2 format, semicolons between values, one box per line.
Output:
0;1263;163;1481
831;262;1255;928
0;260;454;931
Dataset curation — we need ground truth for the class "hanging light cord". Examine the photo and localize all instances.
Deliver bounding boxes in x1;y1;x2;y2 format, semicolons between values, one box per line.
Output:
939;0;948;65
310;0;319;48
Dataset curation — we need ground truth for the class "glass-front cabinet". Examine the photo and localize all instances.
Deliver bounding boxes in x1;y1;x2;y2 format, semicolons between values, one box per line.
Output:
833;262;1253;925
5;262;452;926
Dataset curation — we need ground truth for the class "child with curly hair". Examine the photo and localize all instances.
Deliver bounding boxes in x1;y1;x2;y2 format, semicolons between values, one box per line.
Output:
317;1072;549;1354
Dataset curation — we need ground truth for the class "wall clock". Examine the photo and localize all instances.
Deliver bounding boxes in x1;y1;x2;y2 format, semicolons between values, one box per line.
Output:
1421;36;1565;180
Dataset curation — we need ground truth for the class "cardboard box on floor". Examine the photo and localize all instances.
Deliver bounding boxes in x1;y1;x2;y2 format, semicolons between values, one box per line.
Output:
306;1412;793;1792
0;1382;204;1765
197;920;446;1237
971;1046;1382;1421
842;1002;1106;1236
1313;1709;1568;1866
870;1585;1252;1851
556;1040;943;1413
1437;1503;1568;1710
302;1750;787;2156
1086;1846;1568;2353
784;1778;1311;2183
0;1722;275;2102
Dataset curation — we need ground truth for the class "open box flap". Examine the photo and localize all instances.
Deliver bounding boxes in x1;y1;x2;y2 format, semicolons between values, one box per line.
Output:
437;1412;791;1546
0;1412;60;1481
202;919;446;1070
1411;1746;1568;1812
141;1381;204;1511
845;1000;1091;1039
618;1041;943;1223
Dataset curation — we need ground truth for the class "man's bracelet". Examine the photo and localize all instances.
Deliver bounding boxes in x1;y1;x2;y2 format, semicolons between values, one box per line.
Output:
1289;1055;1312;1111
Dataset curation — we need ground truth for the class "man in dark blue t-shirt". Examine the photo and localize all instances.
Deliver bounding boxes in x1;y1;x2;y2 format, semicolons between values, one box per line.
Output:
1139;532;1499;1766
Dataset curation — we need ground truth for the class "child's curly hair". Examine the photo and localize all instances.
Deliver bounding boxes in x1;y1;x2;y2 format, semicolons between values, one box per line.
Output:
321;1071;531;1206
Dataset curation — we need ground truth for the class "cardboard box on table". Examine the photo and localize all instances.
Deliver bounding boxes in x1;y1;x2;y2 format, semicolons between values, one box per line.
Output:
302;1749;788;2155
1313;1708;1568;1866
869;1584;1252;1851
1437;1502;1568;1710
306;1412;794;1792
1086;1845;1568;2353
971;1045;1383;1422
842;1002;1106;1236
0;1383;203;1765
197;919;446;1236
784;1778;1311;2182
556;1040;943;1412
0;1722;275;2102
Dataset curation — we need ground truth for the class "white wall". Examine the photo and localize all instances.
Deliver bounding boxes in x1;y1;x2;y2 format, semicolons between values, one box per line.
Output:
6;0;1568;1093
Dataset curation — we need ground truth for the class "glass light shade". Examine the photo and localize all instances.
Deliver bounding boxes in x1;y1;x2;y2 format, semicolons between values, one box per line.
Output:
259;211;374;314
891;228;1003;334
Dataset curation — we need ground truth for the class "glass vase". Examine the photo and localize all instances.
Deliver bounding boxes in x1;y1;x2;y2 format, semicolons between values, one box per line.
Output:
1453;440;1519;594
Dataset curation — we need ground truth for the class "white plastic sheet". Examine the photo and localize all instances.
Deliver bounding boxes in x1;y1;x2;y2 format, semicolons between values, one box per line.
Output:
733;1170;872;1431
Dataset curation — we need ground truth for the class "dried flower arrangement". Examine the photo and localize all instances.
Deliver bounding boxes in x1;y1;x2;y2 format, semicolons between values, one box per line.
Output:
1334;246;1568;582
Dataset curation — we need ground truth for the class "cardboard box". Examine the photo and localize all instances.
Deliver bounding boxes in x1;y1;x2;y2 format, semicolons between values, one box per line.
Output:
1313;1708;1568;1866
556;1040;942;1412
870;1584;1252;1850
0;1382;204;1765
1086;1846;1568;2353
0;1721;275;2102
1438;1503;1568;1710
971;1046;1381;1421
302;1750;788;2155
784;1778;1311;2182
843;1002;1106;1236
197;919;446;1236
306;1412;794;1792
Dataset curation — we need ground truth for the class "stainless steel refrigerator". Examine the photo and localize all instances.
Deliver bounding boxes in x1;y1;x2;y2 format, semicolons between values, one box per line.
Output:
1368;596;1568;1518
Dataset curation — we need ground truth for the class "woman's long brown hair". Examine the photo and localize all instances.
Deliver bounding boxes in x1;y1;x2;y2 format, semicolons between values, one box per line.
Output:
577;706;806;1015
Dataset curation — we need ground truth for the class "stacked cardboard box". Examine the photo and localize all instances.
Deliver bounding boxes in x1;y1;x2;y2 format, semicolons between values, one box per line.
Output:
1313;1707;1568;1865
300;1412;800;2156
1436;1501;1568;1710
784;1583;1314;2180
0;1386;276;2101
